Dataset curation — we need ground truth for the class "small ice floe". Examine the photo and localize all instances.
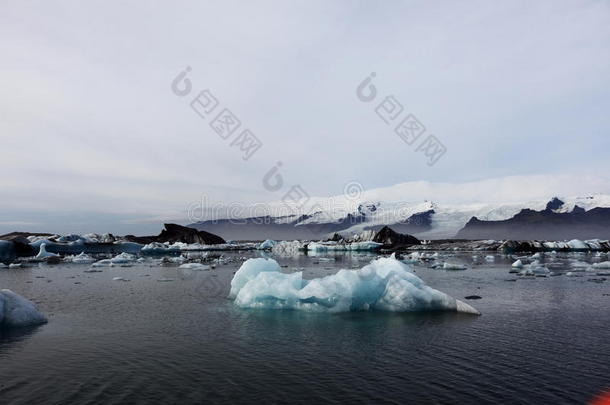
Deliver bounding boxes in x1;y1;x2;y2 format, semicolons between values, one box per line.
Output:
566;272;582;277
401;252;420;264
92;259;113;267
484;255;495;262
592;261;610;269
257;239;277;250
569;260;591;270
72;252;95;264
595;271;610;276
156;278;174;282
178;263;210;270
112;277;130;282
0;289;48;328
110;253;136;265
519;266;551;277
141;242;181;255
442;262;468;270
164;256;186;264
530;252;542;260
511;259;524;269
8;263;22;269
35;243;59;260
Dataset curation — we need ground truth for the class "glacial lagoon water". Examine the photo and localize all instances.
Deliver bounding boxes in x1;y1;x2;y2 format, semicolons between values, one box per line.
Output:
1;251;609;404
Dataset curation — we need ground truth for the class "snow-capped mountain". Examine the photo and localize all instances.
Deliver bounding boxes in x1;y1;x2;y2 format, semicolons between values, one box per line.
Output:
189;190;610;241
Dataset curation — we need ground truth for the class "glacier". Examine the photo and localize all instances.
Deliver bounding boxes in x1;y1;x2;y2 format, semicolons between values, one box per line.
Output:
229;256;480;314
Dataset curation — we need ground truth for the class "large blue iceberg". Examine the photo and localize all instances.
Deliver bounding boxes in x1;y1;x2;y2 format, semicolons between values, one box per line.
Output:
229;256;480;314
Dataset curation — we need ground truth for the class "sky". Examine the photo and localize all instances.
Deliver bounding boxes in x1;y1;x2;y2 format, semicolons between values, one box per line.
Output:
1;0;609;235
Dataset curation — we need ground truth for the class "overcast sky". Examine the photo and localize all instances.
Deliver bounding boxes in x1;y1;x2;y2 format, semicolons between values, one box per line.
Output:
1;0;609;235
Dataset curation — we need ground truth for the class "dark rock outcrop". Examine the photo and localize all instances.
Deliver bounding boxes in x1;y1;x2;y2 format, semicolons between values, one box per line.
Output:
126;224;225;245
545;197;564;211
371;226;420;249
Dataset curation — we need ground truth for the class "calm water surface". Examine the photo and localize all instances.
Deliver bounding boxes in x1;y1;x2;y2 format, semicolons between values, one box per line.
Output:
0;251;609;404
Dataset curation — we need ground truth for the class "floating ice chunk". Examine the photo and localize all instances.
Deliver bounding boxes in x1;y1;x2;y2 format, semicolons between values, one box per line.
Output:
307;241;382;252
258;239;277;250
592;261;610;269
0;289;48;328
442;262;467;270
271;240;306;256
92;259;113;267
230;257;479;314
570;260;590;269
35;243;58;260
485;255;495;262
410;252;422;260
112;277;130;282
72;252;95;264
228;258;282;299
567;239;587;250
179;263;210;270
511;259;524;268
348;241;383;251
110;253;136;264
141;242;181;254
530;253;542;260
520;266;550;277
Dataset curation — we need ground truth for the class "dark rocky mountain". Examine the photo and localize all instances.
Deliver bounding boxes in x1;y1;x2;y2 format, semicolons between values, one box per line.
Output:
189;195;610;241
455;202;610;240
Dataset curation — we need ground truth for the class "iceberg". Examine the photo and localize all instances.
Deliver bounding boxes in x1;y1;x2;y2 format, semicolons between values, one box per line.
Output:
141;242;181;255
35;243;59;260
179;263;210;270
592;261;610;269
110;253;136;264
567;239;587;250
520;266;550;277
0;240;17;263
71;252;95;264
258;239;277;250
0;289;48;328
229;256;480;314
511;259;524;268
307;241;382;252
442;262;467;270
